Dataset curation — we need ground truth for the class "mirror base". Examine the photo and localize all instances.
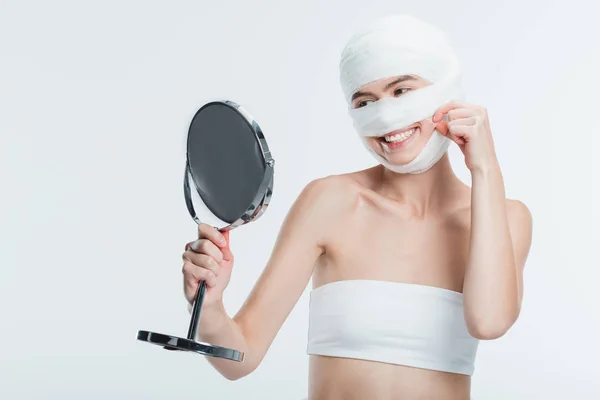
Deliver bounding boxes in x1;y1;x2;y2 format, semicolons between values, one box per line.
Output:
137;330;244;362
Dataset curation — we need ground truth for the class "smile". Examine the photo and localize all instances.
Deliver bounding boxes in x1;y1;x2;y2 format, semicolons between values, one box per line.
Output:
378;126;420;149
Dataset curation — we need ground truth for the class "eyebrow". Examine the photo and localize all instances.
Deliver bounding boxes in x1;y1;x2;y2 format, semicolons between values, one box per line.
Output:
351;75;418;101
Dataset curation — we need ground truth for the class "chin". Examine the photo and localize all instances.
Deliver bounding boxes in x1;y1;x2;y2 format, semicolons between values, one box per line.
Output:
377;139;428;165
385;153;421;166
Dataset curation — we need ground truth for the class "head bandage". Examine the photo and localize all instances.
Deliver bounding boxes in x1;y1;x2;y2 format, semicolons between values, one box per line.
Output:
340;14;464;174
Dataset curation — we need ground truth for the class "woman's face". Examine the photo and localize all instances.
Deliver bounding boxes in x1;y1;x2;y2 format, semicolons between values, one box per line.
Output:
351;75;436;166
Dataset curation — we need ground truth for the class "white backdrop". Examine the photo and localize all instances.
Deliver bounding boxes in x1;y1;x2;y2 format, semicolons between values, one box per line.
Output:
2;0;599;398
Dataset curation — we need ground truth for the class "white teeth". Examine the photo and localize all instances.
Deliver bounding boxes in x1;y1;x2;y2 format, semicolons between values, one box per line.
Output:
384;128;416;142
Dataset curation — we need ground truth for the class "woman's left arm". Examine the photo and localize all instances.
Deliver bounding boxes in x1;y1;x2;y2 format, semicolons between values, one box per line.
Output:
465;164;533;339
433;102;533;340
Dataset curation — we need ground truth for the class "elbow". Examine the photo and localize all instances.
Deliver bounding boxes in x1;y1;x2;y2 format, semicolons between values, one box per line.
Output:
224;374;244;382
466;314;518;340
464;295;522;340
223;371;249;381
467;323;510;340
221;361;258;381
221;373;248;382
466;309;520;340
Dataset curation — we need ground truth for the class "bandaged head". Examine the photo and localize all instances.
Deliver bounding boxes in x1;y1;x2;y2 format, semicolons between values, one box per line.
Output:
340;14;465;174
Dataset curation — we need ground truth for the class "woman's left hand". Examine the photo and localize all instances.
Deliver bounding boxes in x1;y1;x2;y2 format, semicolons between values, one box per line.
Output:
432;101;498;172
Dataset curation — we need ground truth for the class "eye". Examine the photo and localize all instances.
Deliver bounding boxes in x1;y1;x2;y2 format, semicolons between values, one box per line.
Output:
355;99;375;109
394;87;410;96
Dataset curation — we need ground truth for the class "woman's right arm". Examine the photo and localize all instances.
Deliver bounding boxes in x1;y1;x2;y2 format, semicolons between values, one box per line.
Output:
182;176;347;380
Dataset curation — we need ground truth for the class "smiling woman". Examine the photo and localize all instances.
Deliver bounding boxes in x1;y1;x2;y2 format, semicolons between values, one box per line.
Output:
6;0;600;398
178;13;532;400
354;75;435;158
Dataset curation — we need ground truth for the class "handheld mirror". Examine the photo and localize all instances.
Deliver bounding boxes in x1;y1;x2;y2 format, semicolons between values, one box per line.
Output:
137;100;275;362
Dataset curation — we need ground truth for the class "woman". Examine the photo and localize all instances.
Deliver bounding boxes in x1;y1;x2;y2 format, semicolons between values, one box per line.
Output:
181;14;532;400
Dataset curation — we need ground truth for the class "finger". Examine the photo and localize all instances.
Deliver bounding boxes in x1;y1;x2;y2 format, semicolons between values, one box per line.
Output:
453;136;466;145
435;120;461;143
432;100;472;122
182;252;221;277
448;123;475;135
197;223;227;248
446;131;464;146
186;238;223;262
182;261;218;288
447;108;479;121
447;125;472;144
223;230;230;242
182;262;218;291
432;119;458;143
435;120;449;136
220;230;234;262
447;116;478;128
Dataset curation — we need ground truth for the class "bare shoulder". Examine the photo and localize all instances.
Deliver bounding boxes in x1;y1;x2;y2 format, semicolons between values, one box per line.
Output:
299;172;364;209
290;173;363;245
505;198;533;227
505;198;533;268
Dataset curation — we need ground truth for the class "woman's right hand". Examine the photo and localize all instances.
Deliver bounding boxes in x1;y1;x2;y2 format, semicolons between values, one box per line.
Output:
182;223;234;310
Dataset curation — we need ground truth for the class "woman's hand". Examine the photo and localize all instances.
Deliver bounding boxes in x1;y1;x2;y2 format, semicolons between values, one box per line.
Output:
432;101;499;172
182;223;235;310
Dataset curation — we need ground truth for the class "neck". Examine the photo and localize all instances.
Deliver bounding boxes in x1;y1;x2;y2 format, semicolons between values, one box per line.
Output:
373;153;463;215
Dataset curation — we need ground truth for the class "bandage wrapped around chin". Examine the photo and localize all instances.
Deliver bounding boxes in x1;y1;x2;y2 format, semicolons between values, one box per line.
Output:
340;14;465;174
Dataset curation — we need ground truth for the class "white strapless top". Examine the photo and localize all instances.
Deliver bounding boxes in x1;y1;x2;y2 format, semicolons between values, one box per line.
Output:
306;279;479;375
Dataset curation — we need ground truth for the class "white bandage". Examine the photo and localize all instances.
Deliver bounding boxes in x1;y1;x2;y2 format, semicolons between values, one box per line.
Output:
339;14;464;174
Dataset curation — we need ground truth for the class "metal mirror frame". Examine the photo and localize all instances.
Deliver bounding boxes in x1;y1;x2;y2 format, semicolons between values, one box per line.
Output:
183;100;275;230
137;100;275;362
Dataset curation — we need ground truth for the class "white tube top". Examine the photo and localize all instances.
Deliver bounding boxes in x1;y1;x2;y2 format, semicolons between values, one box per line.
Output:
306;279;479;375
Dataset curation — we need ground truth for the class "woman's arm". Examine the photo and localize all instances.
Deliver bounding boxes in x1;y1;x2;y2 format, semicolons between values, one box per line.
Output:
432;101;533;340
462;162;533;340
197;176;346;380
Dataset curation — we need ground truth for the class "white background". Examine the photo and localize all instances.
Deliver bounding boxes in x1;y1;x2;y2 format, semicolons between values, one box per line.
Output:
2;0;599;399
